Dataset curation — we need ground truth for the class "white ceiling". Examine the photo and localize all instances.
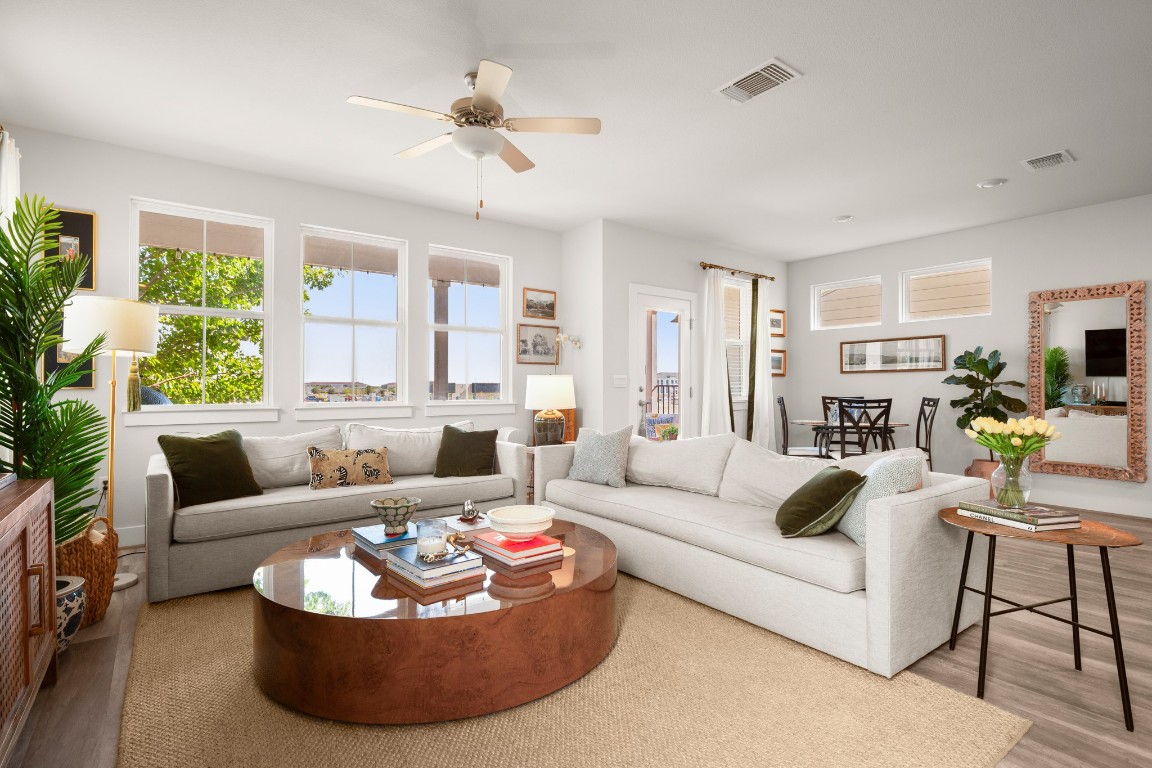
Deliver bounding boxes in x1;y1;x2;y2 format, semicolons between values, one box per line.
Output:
3;0;1152;261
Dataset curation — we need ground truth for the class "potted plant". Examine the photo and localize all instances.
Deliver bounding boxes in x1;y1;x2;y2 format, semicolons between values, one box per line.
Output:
1044;346;1073;410
963;416;1062;508
942;347;1028;482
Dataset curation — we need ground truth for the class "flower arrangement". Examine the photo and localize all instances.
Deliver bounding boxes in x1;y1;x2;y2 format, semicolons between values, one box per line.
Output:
555;332;582;350
964;416;1062;507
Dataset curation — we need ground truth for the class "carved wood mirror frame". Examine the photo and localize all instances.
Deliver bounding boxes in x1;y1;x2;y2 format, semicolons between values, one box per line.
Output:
1027;281;1146;483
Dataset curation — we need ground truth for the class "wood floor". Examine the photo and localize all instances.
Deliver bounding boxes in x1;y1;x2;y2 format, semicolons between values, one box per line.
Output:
8;511;1152;768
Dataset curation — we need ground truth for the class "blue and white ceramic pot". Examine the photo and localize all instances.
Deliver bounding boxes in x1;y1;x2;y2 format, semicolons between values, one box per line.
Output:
55;575;86;652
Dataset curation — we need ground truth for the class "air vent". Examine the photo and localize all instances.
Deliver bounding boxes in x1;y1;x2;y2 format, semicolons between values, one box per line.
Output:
1021;150;1076;171
716;58;801;103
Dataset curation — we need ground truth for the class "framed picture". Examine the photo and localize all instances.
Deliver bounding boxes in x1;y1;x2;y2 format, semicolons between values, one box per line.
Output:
517;323;559;365
840;334;946;374
523;287;557;320
768;309;786;338
770;349;787;377
41;322;95;389
50;208;96;291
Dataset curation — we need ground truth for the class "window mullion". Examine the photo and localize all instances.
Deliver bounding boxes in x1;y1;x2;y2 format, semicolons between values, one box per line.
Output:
200;221;208;405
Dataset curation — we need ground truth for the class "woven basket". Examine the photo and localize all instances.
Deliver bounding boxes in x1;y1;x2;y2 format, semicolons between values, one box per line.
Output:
56;516;118;628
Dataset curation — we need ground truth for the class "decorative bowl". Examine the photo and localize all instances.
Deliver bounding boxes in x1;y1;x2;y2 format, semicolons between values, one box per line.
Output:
370;497;421;534
486;505;555;541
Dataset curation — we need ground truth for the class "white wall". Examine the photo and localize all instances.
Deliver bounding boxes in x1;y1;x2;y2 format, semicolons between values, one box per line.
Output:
15;125;562;545
787;193;1152;518
559;220;604;430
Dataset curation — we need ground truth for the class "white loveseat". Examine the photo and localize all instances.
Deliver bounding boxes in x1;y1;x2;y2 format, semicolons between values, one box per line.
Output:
146;424;528;602
535;435;989;677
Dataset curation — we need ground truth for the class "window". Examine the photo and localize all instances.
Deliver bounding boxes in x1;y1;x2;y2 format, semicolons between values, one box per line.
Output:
812;276;882;330
133;199;272;405
301;226;406;404
901;259;991;322
428;247;508;401
723;279;751;400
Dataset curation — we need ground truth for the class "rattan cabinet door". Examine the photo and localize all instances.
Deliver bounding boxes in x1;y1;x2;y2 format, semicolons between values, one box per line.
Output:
0;523;31;761
24;497;54;680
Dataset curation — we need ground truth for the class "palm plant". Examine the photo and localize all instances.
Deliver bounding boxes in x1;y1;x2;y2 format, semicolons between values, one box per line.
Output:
0;195;108;545
1044;346;1073;409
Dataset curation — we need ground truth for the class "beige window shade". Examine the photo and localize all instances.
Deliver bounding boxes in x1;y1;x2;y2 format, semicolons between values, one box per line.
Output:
303;235;398;275
905;263;991;320
723;283;746;398
428;252;501;287
816;280;881;328
139;211;263;259
723;285;742;339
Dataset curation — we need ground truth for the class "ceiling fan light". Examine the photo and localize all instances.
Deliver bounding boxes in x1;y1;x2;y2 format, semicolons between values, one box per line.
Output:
452;125;504;160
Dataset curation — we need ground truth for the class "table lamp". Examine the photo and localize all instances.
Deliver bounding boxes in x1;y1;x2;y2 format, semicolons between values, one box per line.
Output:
524;374;575;446
63;296;159;590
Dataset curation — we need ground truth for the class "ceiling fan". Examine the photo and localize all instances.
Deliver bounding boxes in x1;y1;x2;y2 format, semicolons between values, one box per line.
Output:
349;60;601;217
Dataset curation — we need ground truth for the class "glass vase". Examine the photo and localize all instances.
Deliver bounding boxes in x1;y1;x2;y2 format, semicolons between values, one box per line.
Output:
991;455;1033;509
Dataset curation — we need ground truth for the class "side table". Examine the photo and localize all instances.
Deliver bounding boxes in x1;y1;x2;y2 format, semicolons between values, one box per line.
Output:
939;507;1142;731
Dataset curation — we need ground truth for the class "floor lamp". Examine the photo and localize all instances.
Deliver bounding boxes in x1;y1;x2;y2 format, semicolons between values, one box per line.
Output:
63;296;159;591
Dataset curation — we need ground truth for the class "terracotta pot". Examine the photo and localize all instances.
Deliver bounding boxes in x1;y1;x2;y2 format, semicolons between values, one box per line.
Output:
964;459;998;499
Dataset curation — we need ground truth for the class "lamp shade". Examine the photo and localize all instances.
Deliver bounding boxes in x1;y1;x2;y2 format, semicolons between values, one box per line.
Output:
524;374;576;410
62;296;159;355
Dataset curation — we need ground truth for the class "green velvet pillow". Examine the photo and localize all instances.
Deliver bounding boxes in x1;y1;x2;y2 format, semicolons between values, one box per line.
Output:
434;424;498;478
157;430;263;508
775;467;867;538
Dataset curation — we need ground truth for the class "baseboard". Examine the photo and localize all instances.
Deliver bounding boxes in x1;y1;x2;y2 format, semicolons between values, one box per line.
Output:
116;524;145;548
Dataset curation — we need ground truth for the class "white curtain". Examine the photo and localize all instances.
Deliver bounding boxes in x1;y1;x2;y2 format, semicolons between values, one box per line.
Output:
701;269;733;435
0;129;20;224
748;278;774;447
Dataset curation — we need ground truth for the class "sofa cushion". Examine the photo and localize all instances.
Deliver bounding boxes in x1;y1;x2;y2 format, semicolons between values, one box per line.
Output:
345;421;473;476
568;426;632;487
434;424;498;477
835;448;930;489
775;467;867;538
626;432;736;496
544;479;866;593
718;439;829;509
172;473;514;543
835;455;924;547
243;426;343;489
307;447;392;489
158;430;263;508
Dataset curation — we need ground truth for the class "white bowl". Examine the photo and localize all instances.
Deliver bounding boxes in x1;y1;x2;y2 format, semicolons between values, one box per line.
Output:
486;505;555;541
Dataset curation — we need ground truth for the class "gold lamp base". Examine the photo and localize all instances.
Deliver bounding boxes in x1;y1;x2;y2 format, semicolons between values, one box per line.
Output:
533;409;566;446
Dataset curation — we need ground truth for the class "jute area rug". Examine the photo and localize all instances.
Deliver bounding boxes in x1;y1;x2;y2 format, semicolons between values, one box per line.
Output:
119;575;1028;767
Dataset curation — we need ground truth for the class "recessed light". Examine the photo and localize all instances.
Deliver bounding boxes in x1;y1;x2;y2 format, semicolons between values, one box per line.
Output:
976;178;1008;189
832;215;854;224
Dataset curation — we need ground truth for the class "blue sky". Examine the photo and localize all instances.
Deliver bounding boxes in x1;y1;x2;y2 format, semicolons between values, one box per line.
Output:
655;310;680;375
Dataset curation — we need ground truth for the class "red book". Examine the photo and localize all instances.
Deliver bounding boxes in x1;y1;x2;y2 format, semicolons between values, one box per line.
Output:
473;531;562;559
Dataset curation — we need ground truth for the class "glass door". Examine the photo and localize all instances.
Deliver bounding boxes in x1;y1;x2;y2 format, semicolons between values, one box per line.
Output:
630;285;694;440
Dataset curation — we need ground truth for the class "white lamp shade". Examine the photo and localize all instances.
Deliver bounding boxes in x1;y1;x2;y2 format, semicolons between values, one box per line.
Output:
524;374;576;410
62;296;159;355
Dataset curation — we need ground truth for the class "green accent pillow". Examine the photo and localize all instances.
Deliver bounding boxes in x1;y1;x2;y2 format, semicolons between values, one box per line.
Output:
157;429;263;508
434;424;498;478
775;467;867;538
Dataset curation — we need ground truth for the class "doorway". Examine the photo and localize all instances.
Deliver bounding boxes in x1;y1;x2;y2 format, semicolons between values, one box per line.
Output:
629;285;695;440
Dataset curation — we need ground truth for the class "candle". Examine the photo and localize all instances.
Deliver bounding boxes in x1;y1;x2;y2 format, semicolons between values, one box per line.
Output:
416;519;447;555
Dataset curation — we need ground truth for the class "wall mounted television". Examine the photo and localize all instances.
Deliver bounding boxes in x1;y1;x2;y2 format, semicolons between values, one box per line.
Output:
1085;328;1126;377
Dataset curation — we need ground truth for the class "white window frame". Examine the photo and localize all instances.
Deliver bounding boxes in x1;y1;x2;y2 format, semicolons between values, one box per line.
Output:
723;277;752;404
811;275;882;331
899;258;992;323
297;224;409;412
426;244;513;412
128;197;275;419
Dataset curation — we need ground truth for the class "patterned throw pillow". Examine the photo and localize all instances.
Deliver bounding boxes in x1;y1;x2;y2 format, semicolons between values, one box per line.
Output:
834;455;924;547
567;426;633;488
307;447;393;490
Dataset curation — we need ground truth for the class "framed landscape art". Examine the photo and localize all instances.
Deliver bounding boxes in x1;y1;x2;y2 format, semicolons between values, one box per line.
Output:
840;334;946;374
40;322;94;389
770;349;786;377
523;287;557;320
769;309;786;337
50;208;97;291
517;323;559;364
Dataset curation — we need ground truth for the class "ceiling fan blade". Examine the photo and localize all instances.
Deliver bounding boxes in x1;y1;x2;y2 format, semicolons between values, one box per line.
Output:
471;59;513;114
498;137;535;173
502;117;601;134
395;132;455;159
347;95;454;122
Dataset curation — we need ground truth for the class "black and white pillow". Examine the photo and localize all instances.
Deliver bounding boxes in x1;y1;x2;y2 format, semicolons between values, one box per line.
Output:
834;455;924;546
567;426;633;488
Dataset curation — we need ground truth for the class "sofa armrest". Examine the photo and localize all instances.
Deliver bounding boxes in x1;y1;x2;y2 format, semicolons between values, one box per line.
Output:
493;440;529;505
864;474;989;677
533;444;576;505
146;453;176;602
496;426;524;444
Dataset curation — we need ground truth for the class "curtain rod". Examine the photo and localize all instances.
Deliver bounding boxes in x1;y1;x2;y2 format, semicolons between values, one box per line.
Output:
699;261;775;281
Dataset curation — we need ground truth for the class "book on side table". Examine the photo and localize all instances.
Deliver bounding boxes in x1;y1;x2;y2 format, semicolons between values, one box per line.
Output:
472;531;564;568
958;500;1081;532
384;544;485;588
353;522;420;556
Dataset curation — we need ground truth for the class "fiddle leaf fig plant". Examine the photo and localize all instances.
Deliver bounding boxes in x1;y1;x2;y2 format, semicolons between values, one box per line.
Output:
942;346;1028;430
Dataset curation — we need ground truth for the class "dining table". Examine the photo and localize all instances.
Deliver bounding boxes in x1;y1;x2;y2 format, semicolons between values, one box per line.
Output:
790;419;911;455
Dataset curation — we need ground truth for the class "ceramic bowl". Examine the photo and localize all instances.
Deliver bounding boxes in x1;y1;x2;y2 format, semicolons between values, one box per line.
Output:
487;505;555;541
370;497;421;534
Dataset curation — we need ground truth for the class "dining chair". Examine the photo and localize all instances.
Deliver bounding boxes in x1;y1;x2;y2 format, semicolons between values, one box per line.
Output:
915;397;940;470
831;398;893;458
821;395;863;451
776;396;828;457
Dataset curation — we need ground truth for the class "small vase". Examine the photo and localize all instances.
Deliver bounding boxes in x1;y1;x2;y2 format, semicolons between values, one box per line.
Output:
55;575;86;652
991;455;1033;509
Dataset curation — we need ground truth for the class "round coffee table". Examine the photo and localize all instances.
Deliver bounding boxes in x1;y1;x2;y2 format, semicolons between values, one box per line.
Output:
252;520;617;724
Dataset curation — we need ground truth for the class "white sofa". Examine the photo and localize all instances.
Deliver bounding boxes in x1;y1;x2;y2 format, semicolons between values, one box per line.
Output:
534;437;990;678
146;425;528;602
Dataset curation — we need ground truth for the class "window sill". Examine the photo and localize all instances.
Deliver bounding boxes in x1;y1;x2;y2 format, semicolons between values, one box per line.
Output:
295;404;414;421
423;401;518;417
122;405;280;427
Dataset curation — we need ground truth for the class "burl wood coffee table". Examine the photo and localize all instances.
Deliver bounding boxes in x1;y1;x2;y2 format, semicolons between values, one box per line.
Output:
252;520;617;724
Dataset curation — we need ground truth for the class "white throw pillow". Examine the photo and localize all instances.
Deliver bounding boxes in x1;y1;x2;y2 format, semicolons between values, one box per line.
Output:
626;432;737;496
345;421;473;476
834;455;925;547
243;426;343;489
834;447;930;489
1066;409;1099;419
717;439;829;510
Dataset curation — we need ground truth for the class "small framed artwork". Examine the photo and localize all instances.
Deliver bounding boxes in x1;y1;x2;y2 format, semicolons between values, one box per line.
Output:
517;324;559;365
768;309;786;338
41;322;94;389
770;349;787;377
523;287;557;320
50;208;97;291
840;334;946;374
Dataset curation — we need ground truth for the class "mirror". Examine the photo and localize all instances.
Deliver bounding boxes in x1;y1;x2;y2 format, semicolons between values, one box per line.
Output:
1027;281;1146;482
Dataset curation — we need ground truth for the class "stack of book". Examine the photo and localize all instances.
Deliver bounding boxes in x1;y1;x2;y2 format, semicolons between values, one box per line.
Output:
383;544;485;590
383;571;485;604
352;522;420;564
957;500;1081;532
472;531;564;569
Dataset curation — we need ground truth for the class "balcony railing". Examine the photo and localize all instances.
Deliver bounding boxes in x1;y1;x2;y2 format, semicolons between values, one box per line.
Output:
652;379;679;415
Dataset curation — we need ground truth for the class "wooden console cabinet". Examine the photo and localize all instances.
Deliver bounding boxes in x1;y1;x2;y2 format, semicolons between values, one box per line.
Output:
0;480;56;767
